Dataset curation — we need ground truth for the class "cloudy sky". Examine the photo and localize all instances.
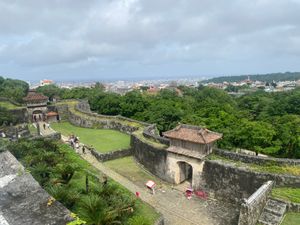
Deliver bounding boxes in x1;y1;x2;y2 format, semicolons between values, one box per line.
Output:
1;0;300;81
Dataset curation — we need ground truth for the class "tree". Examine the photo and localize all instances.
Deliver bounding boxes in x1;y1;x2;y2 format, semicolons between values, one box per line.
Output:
120;91;147;118
274;115;300;158
36;84;62;101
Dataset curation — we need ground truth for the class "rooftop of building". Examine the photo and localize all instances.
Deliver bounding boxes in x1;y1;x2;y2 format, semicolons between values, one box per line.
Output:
23;90;48;102
163;124;222;144
47;111;58;117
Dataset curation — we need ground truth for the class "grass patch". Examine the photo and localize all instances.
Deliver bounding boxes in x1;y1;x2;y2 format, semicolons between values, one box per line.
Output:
55;100;166;149
208;154;300;176
28;123;37;135
104;156;166;189
51;122;130;153
0;101;21;109
281;213;300;225
271;187;300;203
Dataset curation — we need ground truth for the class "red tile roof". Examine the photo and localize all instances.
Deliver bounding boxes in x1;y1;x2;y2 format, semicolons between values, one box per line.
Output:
23;90;48;102
47;111;58;116
163;124;222;144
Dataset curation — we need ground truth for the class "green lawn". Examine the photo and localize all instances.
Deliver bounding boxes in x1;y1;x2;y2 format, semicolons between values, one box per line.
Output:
282;213;300;225
51;122;131;153
28;123;37;135
104;156;166;189
271;187;300;203
0;101;21;109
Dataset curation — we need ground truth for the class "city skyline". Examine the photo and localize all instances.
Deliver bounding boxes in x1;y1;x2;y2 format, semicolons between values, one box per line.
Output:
1;0;300;81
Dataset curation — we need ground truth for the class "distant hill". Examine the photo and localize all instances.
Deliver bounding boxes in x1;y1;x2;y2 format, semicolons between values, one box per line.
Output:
202;72;300;83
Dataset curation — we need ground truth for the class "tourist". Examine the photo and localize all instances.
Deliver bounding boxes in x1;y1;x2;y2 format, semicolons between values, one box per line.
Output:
82;145;86;154
43;123;46;130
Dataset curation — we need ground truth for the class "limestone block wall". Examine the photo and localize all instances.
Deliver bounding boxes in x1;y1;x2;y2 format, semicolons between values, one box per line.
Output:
131;134;171;182
68;112;139;134
202;160;300;202
214;148;300;166
55;104;69;121
90;148;132;162
238;181;274;225
143;124;170;145
11;108;29;123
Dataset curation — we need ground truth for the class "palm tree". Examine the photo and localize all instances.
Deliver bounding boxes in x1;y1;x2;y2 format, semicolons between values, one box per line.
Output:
78;194;122;225
31;162;51;186
47;185;80;209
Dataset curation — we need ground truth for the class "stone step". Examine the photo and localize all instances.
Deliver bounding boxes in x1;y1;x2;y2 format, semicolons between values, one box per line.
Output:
264;199;287;216
258;211;284;225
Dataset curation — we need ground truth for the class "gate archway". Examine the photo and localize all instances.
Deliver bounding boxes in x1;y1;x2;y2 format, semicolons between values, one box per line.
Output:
177;161;193;184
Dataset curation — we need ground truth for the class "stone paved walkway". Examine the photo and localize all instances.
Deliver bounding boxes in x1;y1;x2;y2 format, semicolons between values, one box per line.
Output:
37;122;55;136
45;129;238;225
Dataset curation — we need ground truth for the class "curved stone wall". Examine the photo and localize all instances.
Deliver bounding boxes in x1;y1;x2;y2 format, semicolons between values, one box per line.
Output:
214;148;300;166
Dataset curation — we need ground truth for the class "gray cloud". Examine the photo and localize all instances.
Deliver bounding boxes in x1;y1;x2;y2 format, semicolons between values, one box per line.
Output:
0;0;300;80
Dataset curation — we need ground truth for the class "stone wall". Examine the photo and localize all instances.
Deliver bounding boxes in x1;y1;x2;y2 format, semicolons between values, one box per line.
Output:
68;112;139;134
272;198;300;213
143;124;170;146
131;134;172;182
55;104;69;121
289;202;300;213
90;148;132;162
11;108;29;123
238;181;274;225
202;160;300;202
0;151;73;225
214;148;300;166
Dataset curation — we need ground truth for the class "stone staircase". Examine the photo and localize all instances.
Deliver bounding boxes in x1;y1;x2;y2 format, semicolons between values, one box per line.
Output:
258;199;287;225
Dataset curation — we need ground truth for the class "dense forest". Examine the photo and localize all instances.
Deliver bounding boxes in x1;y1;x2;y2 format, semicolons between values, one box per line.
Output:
203;72;300;83
0;76;29;102
37;84;300;159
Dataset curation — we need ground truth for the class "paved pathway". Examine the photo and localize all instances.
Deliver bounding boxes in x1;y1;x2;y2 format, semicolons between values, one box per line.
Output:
37;122;55;136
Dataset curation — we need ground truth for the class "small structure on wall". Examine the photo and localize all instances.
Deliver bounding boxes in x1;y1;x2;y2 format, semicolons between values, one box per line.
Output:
23;89;48;122
163;124;222;188
47;111;60;123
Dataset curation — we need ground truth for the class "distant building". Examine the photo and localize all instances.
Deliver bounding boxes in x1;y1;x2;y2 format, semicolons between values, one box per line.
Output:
40;79;53;86
147;86;160;95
